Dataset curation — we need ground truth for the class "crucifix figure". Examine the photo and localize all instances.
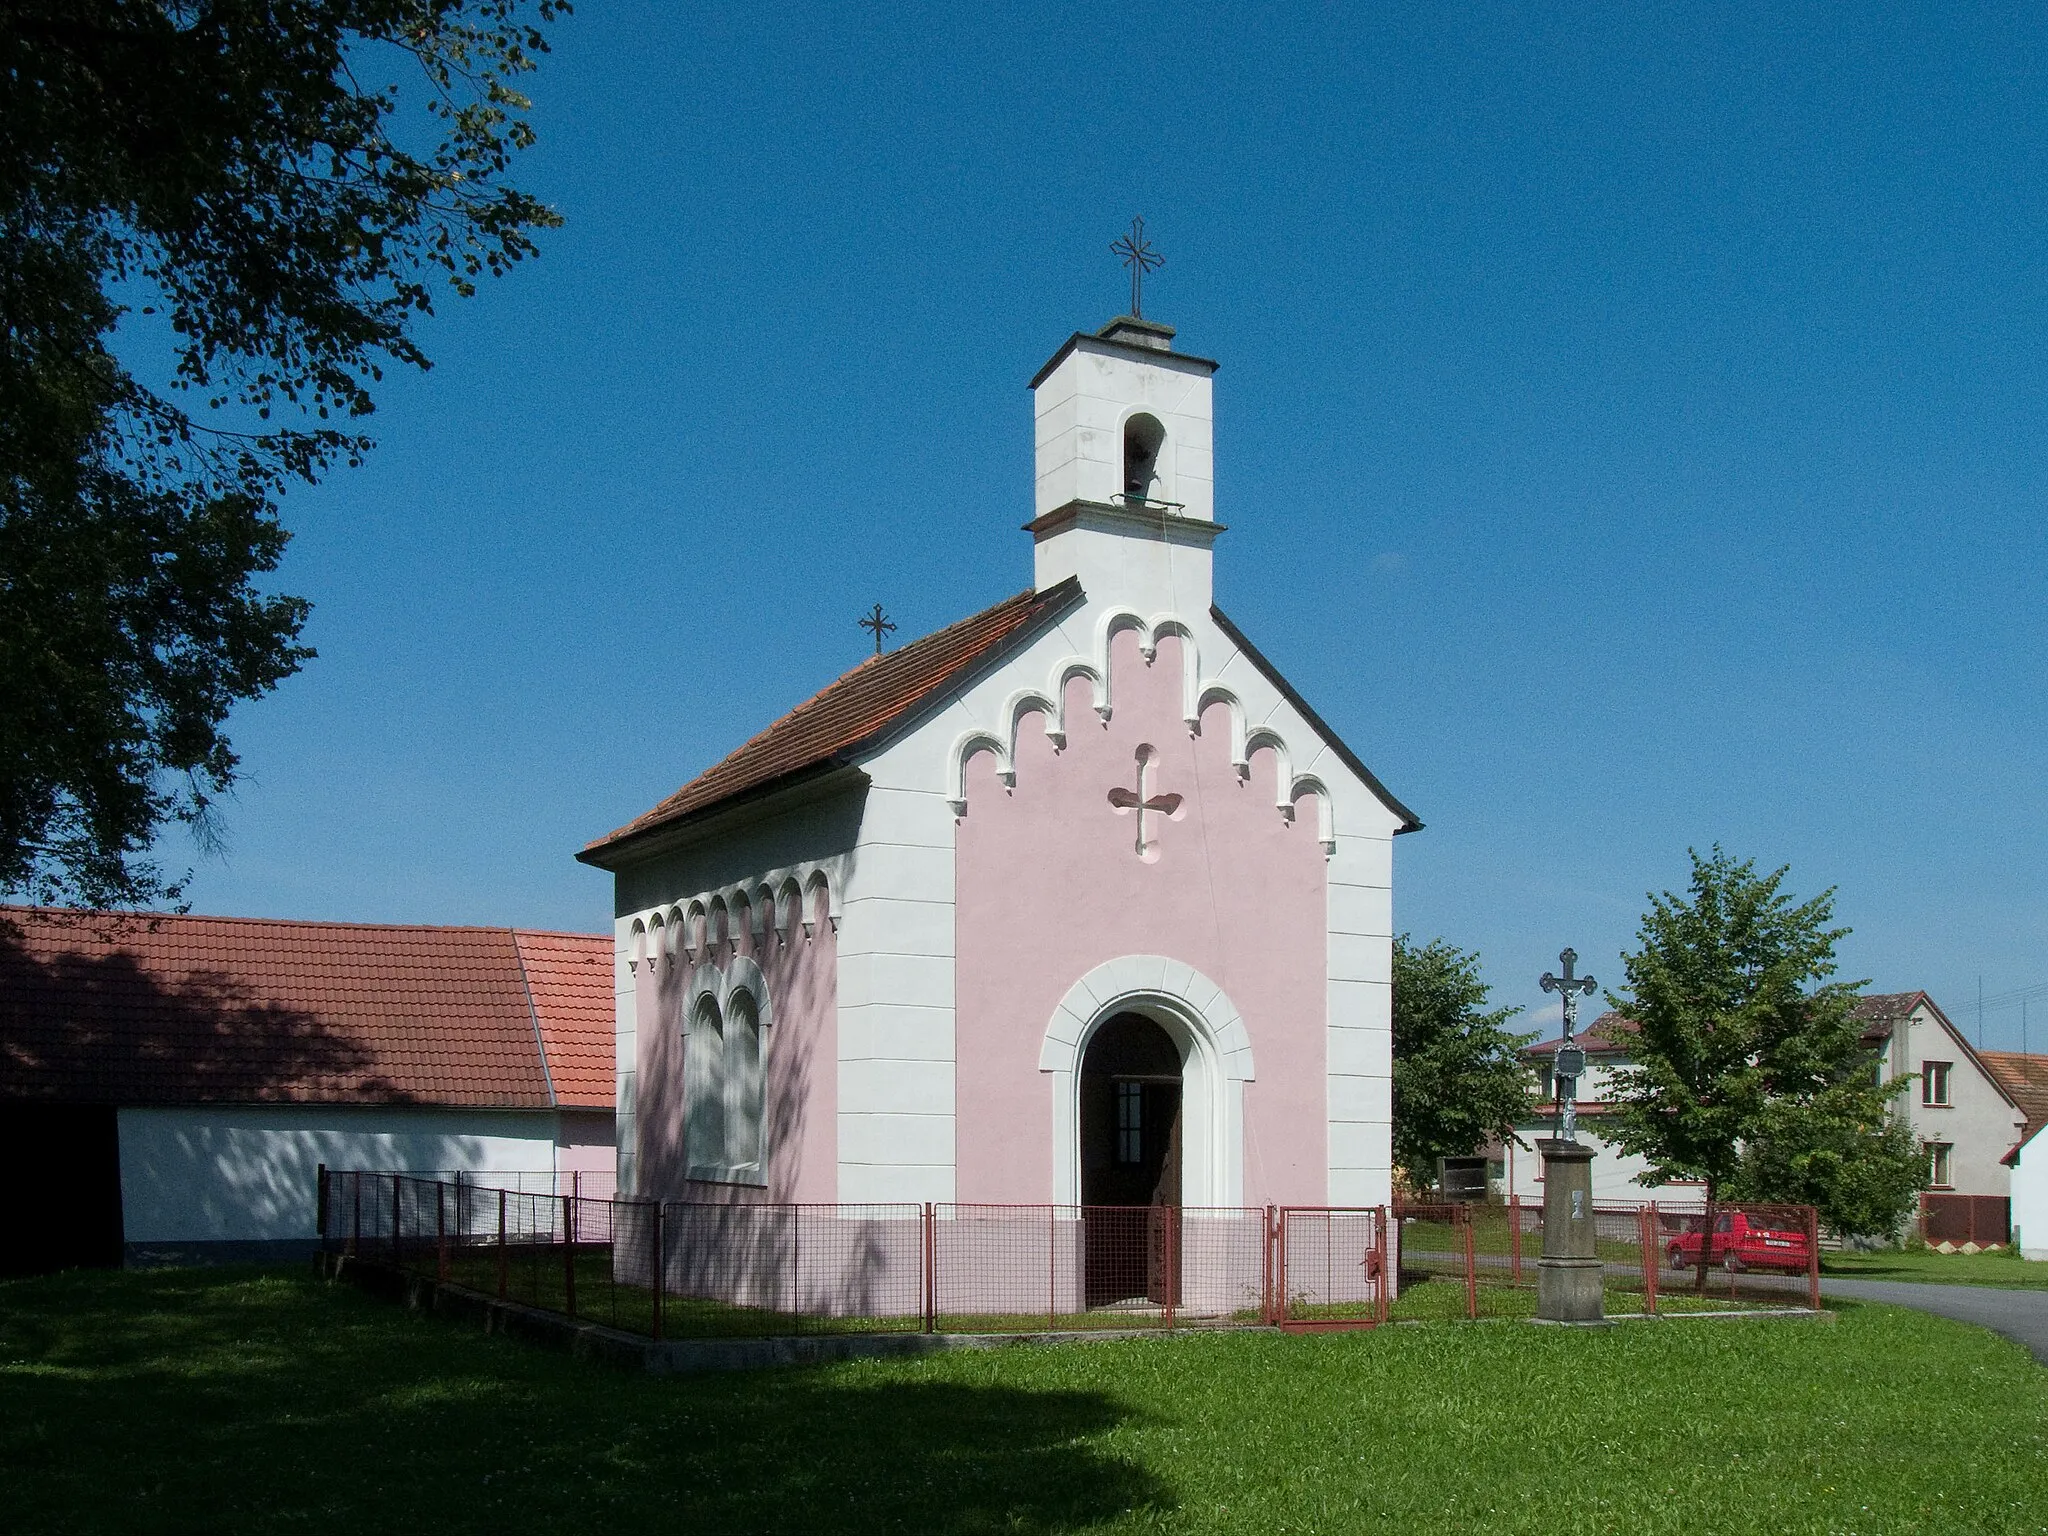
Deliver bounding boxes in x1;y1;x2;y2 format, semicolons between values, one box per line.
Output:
1107;748;1182;859
858;603;896;657
1111;215;1164;319
1539;947;1597;1141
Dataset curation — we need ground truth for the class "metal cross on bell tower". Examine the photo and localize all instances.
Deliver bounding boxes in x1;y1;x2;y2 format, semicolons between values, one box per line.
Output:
1539;947;1597;1141
1111;215;1164;319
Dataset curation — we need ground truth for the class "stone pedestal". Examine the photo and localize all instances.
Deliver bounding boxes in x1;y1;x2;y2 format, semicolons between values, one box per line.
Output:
1535;1138;1604;1323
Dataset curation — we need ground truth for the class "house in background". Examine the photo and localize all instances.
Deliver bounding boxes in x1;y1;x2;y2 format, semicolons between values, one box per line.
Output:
0;908;613;1272
1507;992;2026;1240
1505;1015;1695;1205
1860;992;2025;1239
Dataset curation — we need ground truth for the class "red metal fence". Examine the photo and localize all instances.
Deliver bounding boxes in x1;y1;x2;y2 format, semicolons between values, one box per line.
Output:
316;1171;1818;1338
1919;1193;2010;1248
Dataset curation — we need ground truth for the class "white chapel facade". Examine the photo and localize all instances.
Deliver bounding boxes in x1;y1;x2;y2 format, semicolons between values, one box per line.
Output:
579;313;1419;1213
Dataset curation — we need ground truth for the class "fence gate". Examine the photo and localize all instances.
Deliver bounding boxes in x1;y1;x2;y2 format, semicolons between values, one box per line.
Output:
1272;1207;1387;1330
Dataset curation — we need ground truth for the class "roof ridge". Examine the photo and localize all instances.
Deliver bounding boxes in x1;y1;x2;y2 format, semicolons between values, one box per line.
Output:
581;578;1081;862
1;906;604;940
638;587;1044;805
509;930;559;1110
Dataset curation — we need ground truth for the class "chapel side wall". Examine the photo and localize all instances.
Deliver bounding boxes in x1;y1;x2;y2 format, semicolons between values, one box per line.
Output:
613;787;858;1206
632;892;838;1205
953;628;1331;1209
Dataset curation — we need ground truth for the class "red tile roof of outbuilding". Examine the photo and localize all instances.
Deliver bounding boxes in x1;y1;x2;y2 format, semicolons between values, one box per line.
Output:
511;929;614;1108
1981;1051;2048;1141
0;908;612;1110
579;578;1082;865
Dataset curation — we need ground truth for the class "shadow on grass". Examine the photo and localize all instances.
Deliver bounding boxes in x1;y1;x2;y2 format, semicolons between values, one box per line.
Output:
1;1266;1174;1535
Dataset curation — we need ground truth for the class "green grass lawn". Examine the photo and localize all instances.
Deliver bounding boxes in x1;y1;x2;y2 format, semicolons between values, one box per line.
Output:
3;1265;2044;1535
1823;1248;2048;1290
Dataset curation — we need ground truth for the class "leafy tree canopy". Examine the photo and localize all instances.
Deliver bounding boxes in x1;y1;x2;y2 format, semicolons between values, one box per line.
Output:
1391;934;1536;1187
1602;847;1922;1234
1;0;566;908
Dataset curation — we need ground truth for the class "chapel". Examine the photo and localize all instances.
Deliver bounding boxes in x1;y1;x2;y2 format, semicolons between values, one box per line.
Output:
578;311;1419;1217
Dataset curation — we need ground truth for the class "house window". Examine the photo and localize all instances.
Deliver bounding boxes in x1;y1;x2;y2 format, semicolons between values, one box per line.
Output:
685;987;767;1183
1116;1081;1144;1164
1926;1141;1953;1189
1537;1064;1556;1102
1922;1061;1952;1107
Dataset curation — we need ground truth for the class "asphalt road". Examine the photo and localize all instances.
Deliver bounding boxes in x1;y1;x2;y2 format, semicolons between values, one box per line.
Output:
1820;1278;2048;1365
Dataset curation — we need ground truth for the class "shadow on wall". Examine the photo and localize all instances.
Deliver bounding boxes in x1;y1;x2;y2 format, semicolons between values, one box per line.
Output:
641;881;832;1205
0;914;402;1272
1;1267;1178;1533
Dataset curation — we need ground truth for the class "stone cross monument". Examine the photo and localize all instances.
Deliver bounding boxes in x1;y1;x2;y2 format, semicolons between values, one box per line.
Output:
1535;947;1603;1323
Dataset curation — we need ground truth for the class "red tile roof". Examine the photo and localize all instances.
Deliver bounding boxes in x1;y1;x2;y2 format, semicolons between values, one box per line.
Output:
512;929;613;1109
1524;1012;1638;1057
580;578;1082;864
0;908;611;1110
1981;1051;2048;1140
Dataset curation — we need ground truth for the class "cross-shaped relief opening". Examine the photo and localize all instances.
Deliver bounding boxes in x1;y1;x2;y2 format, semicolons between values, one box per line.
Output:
1107;744;1183;861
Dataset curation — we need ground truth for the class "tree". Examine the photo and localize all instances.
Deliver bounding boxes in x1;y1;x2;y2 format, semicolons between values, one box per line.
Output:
1602;847;1921;1236
1391;934;1536;1190
2;0;567;907
1733;1105;1926;1241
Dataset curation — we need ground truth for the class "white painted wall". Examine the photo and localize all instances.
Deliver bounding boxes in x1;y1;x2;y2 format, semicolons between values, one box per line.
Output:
118;1105;559;1244
1033;336;1215;522
2011;1131;2047;1261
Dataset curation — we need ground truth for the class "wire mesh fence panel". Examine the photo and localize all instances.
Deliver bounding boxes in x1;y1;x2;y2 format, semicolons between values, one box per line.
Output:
655;1202;926;1337
1173;1208;1273;1327
930;1206;1275;1332
320;1172;1822;1342
1648;1203;1821;1311
1274;1208;1385;1328
1389;1204;1481;1320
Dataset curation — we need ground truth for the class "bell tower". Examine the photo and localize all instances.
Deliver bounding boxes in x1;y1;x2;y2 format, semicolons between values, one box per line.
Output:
1026;315;1221;611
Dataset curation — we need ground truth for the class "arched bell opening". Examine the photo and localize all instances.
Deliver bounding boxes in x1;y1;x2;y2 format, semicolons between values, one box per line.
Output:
1122;412;1167;504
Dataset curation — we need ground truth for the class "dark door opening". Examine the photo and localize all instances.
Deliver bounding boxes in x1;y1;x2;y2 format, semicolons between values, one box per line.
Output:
0;1104;123;1275
1079;1012;1181;1306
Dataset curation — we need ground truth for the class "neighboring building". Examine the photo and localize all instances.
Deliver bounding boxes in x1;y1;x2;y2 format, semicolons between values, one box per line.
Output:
0;908;612;1270
578;312;1418;1217
1509;993;2027;1220
1859;993;2025;1205
1987;1050;2048;1260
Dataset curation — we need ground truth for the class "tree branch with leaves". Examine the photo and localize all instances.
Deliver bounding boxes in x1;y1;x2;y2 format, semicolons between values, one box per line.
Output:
1;0;568;907
1391;934;1536;1193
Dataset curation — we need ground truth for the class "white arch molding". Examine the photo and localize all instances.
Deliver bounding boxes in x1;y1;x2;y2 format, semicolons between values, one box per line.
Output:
1038;955;1254;1208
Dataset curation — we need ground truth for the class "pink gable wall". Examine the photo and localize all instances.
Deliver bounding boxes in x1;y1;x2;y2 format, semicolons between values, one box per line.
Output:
955;628;1330;1208
634;886;838;1203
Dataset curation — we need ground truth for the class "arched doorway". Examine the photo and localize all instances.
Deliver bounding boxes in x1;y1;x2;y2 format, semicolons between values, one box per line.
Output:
1079;1011;1181;1306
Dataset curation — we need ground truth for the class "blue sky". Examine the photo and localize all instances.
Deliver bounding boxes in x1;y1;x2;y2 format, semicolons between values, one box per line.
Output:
160;2;2047;1047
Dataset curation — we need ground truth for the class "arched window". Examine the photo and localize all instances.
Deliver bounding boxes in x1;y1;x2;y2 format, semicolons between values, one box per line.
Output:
724;990;764;1172
685;997;726;1175
1123;413;1166;504
683;979;770;1183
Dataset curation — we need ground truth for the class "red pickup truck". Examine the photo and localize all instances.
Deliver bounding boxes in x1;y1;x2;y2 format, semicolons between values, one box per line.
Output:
1666;1212;1812;1273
